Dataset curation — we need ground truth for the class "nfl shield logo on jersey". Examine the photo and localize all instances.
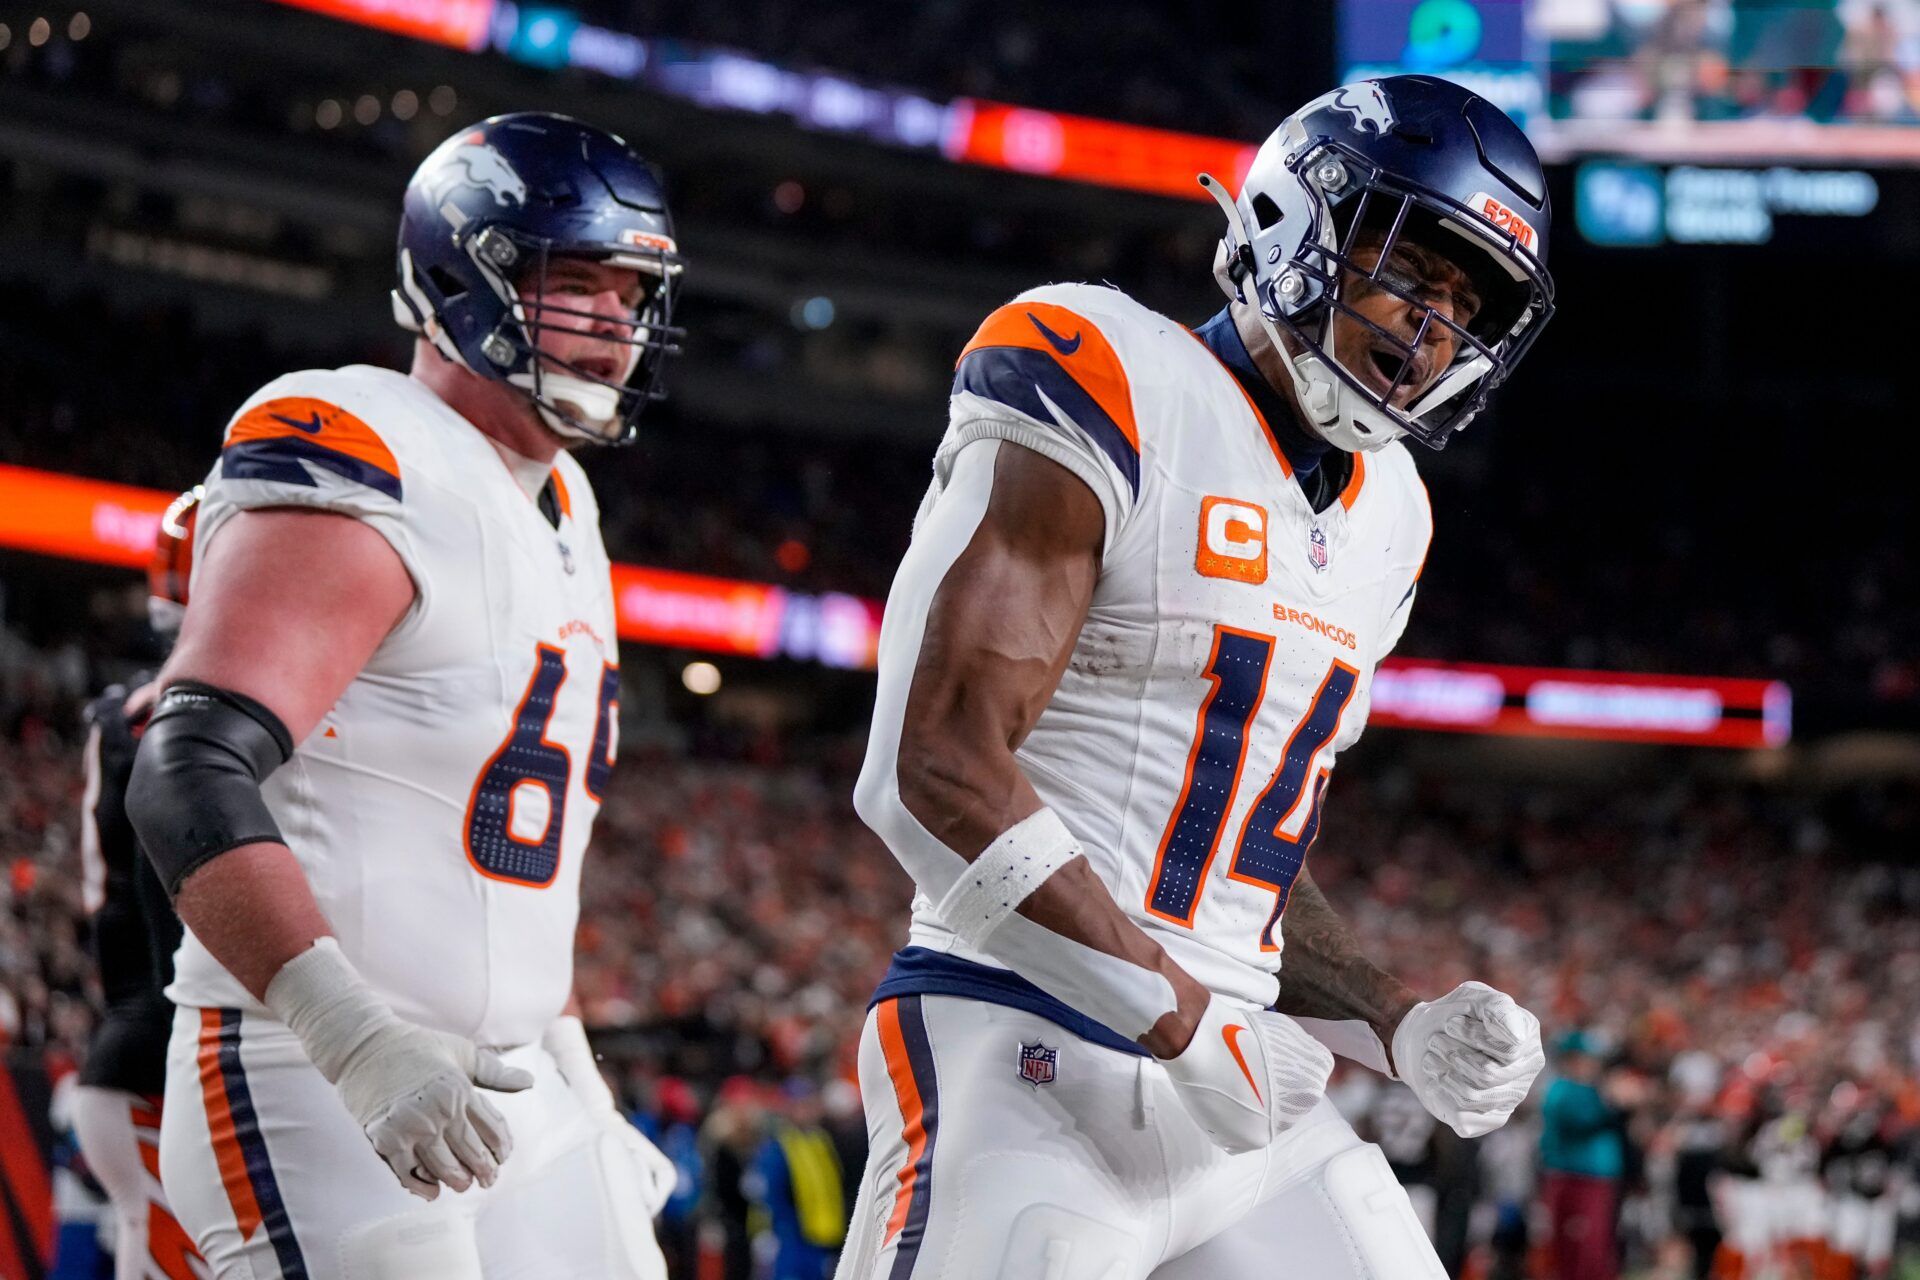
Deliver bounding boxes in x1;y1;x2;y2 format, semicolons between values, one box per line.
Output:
1018;1040;1058;1088
1307;525;1330;571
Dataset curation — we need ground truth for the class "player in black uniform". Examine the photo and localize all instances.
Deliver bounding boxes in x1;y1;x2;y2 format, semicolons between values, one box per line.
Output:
70;488;204;1280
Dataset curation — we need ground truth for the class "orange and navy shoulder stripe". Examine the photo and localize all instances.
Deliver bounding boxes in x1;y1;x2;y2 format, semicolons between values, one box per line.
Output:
954;299;1140;495
197;1009;309;1279
222;396;402;502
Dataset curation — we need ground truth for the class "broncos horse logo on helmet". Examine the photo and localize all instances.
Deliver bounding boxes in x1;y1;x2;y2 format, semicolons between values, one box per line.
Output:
424;141;530;208
391;112;685;445
1199;74;1554;453
1326;83;1396;136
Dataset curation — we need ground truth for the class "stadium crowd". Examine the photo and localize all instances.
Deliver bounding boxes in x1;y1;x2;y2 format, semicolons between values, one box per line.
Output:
4;635;1919;1276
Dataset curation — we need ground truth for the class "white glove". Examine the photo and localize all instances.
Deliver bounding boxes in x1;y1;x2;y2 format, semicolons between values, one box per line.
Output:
1391;981;1544;1139
265;938;534;1199
1161;997;1333;1155
542;1015;679;1218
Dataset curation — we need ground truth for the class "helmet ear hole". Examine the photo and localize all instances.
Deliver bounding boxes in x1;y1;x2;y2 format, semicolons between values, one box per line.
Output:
427;265;469;301
1251;192;1284;231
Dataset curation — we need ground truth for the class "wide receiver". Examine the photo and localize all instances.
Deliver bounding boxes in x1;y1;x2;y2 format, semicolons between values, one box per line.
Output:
72;490;205;1280
126;114;681;1279
846;75;1553;1277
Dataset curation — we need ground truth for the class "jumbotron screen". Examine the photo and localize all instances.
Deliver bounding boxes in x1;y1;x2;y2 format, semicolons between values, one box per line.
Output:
1340;0;1920;167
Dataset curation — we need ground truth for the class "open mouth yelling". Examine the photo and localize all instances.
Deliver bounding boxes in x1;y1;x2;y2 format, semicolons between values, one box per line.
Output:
1363;346;1426;404
569;355;621;381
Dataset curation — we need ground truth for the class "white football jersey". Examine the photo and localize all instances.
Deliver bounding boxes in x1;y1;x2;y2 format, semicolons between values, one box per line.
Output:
168;365;620;1047
903;284;1431;1009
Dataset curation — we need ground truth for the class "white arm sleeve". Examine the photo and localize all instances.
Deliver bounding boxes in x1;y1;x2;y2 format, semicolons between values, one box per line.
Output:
853;438;1176;1042
940;397;1136;561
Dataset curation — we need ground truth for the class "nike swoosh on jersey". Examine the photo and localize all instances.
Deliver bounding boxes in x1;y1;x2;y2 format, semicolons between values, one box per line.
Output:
269;411;325;434
1026;311;1082;356
1222;1023;1263;1104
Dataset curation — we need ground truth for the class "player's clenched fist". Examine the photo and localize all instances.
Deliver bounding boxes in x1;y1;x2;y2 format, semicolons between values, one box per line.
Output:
1161;997;1333;1155
265;938;534;1198
1391;981;1544;1139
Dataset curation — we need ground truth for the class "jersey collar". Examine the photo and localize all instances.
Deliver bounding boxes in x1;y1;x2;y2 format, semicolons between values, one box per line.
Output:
1194;309;1330;475
1193;310;1363;514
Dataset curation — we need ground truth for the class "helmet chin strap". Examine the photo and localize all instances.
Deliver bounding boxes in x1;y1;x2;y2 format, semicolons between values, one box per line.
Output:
510;371;622;441
503;292;645;443
1201;172;1410;455
1200;175;1333;423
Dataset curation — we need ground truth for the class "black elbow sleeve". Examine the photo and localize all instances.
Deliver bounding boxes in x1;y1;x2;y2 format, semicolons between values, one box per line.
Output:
127;681;295;898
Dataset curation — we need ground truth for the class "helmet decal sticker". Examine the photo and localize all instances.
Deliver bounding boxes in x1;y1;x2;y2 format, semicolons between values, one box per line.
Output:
1466;192;1536;253
1328;82;1396;136
427;142;529;208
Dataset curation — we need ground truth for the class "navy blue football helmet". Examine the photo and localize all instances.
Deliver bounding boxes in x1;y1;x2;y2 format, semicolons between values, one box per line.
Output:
1201;75;1554;451
392;112;684;444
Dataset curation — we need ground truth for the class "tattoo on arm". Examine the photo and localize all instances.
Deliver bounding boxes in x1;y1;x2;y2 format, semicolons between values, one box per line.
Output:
1273;870;1418;1057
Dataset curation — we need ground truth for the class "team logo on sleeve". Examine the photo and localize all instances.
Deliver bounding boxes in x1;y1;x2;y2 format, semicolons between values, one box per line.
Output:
1018;1041;1058;1088
1196;497;1268;585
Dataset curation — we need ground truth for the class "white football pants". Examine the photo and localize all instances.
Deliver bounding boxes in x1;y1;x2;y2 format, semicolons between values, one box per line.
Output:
160;1006;666;1280
834;994;1445;1280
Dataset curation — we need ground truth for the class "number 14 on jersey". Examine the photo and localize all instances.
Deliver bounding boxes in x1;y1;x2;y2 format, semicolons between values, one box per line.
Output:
1147;625;1359;950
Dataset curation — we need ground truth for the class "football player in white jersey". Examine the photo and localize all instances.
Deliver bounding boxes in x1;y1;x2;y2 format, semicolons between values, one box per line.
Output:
126;113;682;1280
843;76;1555;1278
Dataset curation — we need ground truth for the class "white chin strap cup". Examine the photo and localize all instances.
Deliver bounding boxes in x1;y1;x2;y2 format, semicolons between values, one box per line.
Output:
510;371;623;441
1197;172;1406;455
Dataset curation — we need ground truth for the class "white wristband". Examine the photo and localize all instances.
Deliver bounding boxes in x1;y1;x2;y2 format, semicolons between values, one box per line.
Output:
932;807;1081;950
263;937;394;1085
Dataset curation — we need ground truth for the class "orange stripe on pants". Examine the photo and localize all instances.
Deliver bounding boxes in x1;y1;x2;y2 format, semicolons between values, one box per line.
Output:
876;999;927;1246
197;1008;264;1240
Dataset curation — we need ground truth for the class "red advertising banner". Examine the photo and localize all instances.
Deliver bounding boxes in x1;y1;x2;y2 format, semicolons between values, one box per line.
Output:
1370;659;1792;749
607;564;880;670
266;0;495;51
944;99;1259;202
0;464;172;569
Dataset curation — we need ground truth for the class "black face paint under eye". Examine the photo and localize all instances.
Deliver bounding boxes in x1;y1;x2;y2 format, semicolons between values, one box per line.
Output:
1359;259;1481;332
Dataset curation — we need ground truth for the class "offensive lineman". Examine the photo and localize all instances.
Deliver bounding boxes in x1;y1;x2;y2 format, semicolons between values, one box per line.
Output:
845;76;1553;1277
72;490;205;1280
125;114;681;1279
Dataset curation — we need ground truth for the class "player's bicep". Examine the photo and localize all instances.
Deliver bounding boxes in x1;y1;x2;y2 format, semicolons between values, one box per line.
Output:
857;437;1102;863
161;508;414;743
905;440;1103;750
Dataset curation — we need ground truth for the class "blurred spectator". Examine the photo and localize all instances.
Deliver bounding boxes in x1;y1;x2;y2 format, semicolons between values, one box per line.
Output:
1540;1030;1632;1280
700;1076;767;1280
3;626;1920;1275
633;1076;705;1277
747;1080;848;1279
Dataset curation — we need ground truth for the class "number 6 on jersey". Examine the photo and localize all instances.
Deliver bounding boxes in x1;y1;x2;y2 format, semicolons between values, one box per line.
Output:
465;645;619;887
